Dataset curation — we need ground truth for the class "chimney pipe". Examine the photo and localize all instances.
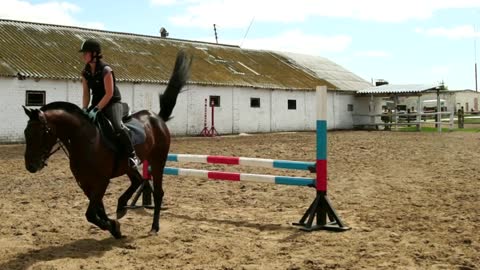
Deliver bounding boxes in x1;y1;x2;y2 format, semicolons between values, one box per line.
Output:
160;27;169;38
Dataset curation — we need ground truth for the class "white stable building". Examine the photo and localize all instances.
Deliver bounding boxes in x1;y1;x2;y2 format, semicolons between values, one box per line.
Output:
0;19;372;143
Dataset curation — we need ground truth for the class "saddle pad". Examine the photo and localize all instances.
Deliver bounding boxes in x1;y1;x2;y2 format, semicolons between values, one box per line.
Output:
125;118;146;146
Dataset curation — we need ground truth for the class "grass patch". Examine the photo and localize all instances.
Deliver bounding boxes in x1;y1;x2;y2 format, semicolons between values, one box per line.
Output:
397;126;480;132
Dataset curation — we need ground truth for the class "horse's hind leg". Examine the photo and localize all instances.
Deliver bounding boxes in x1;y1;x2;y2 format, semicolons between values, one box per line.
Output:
116;170;143;219
149;162;165;235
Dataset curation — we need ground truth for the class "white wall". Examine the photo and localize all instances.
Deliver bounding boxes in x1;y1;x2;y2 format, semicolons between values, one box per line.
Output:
167;86;357;134
330;91;357;129
0;78;84;142
270;89;307;131
0;77;357;142
233;88;272;133
0;78;29;142
352;96;374;126
453;91;480;112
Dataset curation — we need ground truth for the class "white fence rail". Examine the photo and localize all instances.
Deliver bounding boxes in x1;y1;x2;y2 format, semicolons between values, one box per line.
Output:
353;111;454;132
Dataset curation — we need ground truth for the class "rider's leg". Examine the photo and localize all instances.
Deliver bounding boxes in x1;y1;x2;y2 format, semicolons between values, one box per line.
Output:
103;102;138;168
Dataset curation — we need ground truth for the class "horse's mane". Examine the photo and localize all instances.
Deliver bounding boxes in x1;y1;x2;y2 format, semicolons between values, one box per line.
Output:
41;101;90;122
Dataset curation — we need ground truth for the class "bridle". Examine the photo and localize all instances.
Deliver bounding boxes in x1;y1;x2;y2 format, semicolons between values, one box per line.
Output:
34;111;70;167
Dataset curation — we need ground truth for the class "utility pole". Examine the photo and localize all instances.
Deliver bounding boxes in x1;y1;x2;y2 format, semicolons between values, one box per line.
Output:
475;24;478;92
213;24;218;44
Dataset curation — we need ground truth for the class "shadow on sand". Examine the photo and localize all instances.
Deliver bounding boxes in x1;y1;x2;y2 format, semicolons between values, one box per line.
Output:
0;237;131;270
165;212;297;232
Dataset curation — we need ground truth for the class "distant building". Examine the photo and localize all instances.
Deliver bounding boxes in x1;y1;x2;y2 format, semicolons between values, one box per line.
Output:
391;89;480;113
0;19;371;142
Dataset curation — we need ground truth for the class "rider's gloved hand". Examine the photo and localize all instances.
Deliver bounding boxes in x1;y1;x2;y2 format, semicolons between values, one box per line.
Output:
88;107;99;121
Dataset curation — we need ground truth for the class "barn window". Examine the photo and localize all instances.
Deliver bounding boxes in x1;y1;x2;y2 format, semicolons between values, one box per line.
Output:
250;98;260;108
209;95;220;107
347;104;354;112
288;99;296;110
25;90;46;107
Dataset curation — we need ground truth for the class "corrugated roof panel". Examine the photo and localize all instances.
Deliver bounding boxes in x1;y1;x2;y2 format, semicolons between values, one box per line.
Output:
0;19;335;90
276;51;372;91
357;84;441;94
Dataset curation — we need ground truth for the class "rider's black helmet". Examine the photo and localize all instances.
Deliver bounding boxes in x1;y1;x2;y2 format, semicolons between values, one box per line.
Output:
79;39;101;53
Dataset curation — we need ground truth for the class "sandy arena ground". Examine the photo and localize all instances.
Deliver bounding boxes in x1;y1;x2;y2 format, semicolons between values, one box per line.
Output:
0;131;478;270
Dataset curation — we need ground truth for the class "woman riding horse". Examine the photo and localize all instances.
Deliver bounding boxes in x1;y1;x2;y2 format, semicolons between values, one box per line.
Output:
23;47;191;238
80;38;138;168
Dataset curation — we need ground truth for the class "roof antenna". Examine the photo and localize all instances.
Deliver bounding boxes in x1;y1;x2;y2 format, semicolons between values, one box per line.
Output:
213;24;218;44
241;16;255;47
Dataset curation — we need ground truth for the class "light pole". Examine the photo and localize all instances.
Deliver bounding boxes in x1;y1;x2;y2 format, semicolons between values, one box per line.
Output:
475;24;478;92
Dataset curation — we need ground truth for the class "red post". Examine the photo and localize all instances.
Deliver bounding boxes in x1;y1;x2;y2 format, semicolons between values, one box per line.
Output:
126;160;153;208
209;100;219;136
211;100;214;130
142;160;151;180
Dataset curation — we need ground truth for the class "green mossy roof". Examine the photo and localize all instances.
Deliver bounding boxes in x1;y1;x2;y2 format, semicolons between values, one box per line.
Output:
0;19;336;90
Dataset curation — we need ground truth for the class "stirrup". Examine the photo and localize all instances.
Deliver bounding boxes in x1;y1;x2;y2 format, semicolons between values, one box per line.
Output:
128;155;139;168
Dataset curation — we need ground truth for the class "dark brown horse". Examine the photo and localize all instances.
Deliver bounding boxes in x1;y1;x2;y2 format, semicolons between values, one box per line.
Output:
22;50;191;238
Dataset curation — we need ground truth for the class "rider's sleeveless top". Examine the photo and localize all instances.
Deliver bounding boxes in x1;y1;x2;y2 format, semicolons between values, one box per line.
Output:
82;60;121;107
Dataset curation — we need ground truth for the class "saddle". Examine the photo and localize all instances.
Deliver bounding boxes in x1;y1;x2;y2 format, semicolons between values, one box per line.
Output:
94;103;146;154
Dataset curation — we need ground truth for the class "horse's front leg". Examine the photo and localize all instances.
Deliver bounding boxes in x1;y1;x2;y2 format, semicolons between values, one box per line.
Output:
97;201;122;239
85;200;122;239
85;200;109;230
84;181;123;239
116;170;143;219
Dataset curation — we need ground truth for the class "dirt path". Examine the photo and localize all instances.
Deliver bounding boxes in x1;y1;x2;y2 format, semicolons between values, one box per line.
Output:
0;131;478;270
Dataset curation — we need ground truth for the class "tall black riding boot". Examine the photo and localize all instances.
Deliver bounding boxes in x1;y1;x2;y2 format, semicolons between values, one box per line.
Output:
116;129;139;169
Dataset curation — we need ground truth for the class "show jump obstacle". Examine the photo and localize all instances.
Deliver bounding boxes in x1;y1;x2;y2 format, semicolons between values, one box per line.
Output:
199;99;219;137
130;86;350;232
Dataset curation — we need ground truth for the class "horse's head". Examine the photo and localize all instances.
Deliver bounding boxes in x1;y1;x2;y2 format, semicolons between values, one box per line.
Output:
23;106;58;173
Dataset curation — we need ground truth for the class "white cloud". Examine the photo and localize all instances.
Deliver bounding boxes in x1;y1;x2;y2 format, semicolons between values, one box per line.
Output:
196;30;352;55
417;25;480;39
0;0;104;29
355;50;391;58
160;0;480;29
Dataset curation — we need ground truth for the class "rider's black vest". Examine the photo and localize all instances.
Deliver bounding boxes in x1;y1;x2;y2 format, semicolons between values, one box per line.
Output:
82;61;121;107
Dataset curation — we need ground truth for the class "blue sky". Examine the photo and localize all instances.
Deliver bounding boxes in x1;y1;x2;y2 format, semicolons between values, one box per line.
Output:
1;0;480;90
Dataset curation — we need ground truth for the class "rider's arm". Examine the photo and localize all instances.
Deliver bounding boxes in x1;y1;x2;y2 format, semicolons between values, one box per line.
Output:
95;67;114;111
81;76;90;109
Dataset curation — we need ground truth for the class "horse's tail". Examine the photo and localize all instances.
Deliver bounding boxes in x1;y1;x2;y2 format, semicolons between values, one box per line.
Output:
159;50;192;122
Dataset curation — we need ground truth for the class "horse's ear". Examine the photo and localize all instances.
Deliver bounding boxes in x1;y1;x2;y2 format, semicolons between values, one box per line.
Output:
31;109;40;120
22;106;40;120
22;106;33;119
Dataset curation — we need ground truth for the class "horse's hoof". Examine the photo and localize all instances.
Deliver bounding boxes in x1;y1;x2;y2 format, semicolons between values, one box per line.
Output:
110;220;123;239
116;208;127;220
148;229;158;236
